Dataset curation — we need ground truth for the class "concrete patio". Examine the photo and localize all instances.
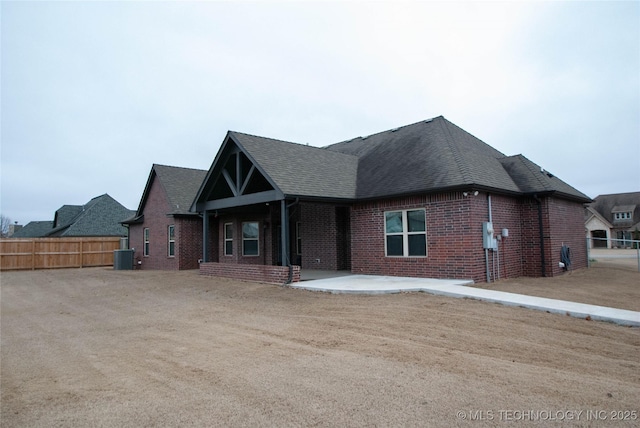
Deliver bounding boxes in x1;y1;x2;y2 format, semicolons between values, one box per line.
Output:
293;272;640;327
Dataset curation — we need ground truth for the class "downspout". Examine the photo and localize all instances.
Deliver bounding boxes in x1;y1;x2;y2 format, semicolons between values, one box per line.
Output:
486;194;492;283
533;195;546;277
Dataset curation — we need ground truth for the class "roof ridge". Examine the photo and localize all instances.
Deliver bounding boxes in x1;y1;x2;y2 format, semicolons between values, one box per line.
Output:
230;130;359;161
154;163;207;172
229;130;308;147
326;115;443;147
438;116;473;184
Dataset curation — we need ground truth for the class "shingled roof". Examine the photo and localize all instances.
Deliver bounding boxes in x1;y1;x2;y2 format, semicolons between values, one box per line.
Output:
230;132;359;200
587;192;640;229
46;194;133;236
11;221;54;238
128;164;208;223
194;116;590;208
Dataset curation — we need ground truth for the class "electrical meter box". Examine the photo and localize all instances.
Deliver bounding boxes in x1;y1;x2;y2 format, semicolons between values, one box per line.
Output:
483;222;497;250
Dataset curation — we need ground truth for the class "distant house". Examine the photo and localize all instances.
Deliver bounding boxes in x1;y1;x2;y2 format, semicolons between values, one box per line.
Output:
10;221;53;238
124;164;207;270
585;192;640;248
12;194;133;238
191;116;591;283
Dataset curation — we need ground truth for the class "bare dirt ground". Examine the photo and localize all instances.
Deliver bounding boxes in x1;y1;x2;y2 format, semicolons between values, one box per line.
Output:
476;255;640;312
1;266;639;427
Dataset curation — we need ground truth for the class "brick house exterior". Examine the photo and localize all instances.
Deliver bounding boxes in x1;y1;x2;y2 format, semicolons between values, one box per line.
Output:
124;164;207;270
191;116;591;283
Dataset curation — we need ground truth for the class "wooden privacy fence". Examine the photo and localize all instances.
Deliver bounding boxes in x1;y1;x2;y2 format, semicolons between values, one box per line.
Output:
0;237;121;271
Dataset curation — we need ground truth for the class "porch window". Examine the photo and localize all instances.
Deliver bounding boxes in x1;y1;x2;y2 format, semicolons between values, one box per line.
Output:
168;225;175;257
385;209;427;257
242;222;259;256
143;228;150;257
224;223;233;256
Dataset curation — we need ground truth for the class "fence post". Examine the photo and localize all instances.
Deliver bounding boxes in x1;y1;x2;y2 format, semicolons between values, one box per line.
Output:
32;239;36;270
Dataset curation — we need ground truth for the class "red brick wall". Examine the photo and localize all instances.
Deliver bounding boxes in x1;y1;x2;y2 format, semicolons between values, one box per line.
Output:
350;192;586;283
485;194;524;280
519;198;545;277
547;197;588;275
176;217;203;270
200;262;300;284
351;192;490;281
215;211;274;266
128;175;202;270
300;203;339;270
194;193;587;283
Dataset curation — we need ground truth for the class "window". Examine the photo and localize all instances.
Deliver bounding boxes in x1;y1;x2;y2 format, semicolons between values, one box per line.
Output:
614;212;632;221
242;222;259;256
296;222;302;255
385;209;427;257
224;223;233;256
143;228;150;257
168;225;175;257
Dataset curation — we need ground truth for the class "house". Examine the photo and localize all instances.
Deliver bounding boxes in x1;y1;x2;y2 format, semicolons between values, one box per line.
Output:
11;194;133;238
124;164;207;270
585;192;640;248
10;221;53;238
191;116;591;284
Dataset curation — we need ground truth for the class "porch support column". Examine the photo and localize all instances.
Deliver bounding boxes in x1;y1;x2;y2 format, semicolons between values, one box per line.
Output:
281;199;289;266
202;210;209;263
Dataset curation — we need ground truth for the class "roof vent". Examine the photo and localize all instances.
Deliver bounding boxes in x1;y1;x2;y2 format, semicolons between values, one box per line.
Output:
425;118;434;123
391;128;399;132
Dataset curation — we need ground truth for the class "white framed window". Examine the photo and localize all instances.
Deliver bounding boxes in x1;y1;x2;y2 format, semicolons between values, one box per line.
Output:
614;212;632;221
384;209;427;257
296;222;302;255
143;228;150;257
242;222;259;256
168;225;175;257
224;222;233;256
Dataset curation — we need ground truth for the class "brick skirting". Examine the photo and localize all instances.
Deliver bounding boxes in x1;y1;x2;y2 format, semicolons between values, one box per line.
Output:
199;262;301;284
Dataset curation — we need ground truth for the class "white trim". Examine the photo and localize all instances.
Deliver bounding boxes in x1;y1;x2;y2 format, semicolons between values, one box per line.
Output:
168;225;175;257
384;209;427;257
224;222;233;256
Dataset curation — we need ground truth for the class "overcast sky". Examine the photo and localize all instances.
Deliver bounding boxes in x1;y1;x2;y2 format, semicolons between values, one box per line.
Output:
2;1;639;225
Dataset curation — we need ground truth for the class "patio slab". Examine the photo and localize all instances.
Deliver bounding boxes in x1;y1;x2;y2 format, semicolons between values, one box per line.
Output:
291;275;640;327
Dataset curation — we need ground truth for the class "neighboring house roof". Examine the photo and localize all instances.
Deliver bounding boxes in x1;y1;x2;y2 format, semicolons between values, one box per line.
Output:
11;221;54;238
126;164;207;223
584;206;613;229
48;194;134;237
193;116;591;209
11;194;133;238
587;192;640;230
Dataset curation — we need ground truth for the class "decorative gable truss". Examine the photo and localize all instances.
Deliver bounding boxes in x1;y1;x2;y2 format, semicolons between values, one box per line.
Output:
194;137;282;212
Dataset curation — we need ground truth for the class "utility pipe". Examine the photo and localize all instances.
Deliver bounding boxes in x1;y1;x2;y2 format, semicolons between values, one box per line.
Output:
485;194;492;283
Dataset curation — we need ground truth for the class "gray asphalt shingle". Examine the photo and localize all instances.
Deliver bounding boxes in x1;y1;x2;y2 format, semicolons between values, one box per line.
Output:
197;116;591;205
152;164;208;214
230;132;359;199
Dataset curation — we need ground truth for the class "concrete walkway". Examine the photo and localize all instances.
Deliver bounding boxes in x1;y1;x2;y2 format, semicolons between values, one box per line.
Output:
292;275;640;327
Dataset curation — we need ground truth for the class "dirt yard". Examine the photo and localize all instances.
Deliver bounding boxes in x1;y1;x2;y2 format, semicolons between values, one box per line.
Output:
476;258;640;312
1;266;639;427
